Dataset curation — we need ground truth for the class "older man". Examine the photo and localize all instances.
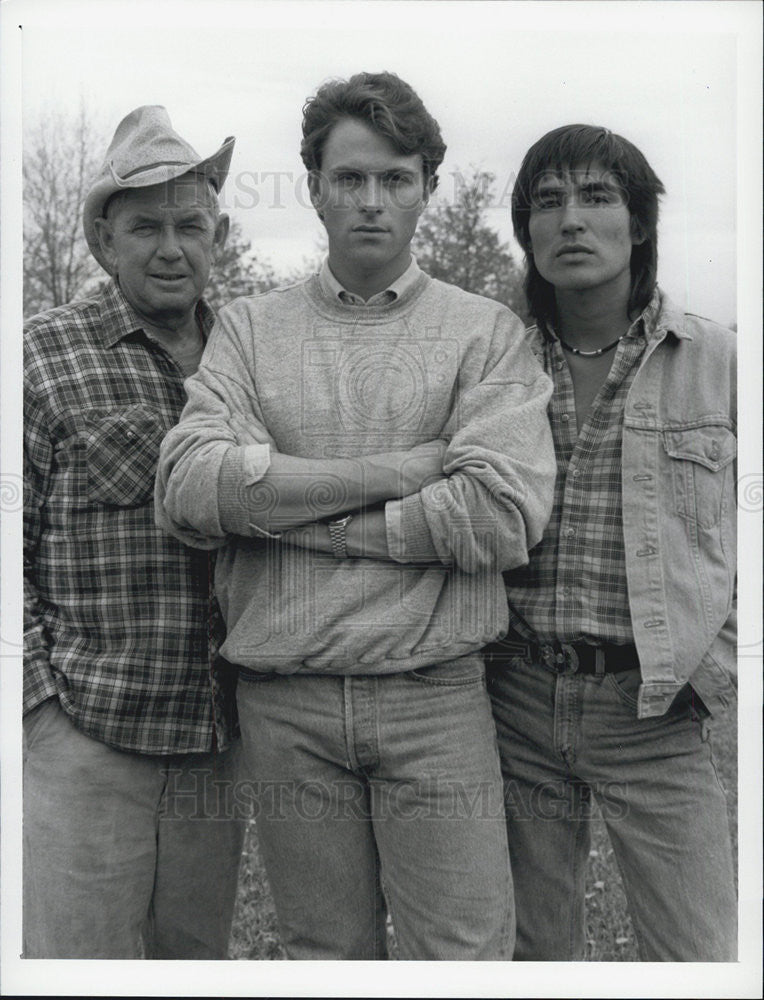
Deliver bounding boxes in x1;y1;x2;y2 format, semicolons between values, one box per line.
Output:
23;106;244;959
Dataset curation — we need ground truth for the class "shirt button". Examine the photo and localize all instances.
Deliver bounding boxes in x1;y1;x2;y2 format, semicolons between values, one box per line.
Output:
556;361;564;370
562;586;572;597
571;469;580;479
561;413;570;422
565;527;575;537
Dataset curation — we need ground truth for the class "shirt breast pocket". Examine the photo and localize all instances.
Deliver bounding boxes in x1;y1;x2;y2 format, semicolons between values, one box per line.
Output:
662;425;736;529
83;405;167;507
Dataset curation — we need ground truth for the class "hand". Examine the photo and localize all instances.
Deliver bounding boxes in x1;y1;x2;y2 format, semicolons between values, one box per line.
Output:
402;439;448;493
367;439;447;499
279;522;334;555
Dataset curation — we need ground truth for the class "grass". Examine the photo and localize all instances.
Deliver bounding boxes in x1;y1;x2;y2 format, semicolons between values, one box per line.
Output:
228;707;738;961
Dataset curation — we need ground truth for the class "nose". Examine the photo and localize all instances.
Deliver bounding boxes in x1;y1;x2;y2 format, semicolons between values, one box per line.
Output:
156;224;183;259
560;195;585;235
356;177;384;213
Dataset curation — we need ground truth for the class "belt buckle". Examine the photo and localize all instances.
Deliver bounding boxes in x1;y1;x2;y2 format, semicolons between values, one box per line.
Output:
561;643;580;673
539;642;579;674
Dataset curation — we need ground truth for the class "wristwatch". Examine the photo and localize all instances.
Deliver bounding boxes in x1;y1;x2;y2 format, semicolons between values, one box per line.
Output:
327;513;354;559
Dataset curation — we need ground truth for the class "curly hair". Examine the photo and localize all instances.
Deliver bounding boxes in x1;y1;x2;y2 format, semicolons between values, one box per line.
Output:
301;71;446;190
511;124;666;327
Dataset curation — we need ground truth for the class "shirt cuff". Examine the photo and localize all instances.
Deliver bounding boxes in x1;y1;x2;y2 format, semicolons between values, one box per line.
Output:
385;494;443;563
217;444;271;536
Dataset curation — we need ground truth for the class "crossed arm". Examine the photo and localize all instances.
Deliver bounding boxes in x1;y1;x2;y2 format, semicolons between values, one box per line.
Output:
219;414;445;560
156;301;555;571
155;362;447;559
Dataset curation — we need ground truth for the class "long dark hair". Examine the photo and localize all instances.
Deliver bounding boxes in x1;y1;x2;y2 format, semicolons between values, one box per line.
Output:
512;124;665;327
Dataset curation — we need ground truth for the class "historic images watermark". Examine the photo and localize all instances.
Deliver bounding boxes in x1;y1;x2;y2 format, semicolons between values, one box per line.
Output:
159;768;631;824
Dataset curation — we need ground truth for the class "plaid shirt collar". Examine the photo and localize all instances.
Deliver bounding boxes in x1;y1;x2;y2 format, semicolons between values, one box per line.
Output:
96;279;216;349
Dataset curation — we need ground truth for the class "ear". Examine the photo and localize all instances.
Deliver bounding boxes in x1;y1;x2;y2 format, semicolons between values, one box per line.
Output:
630;216;647;246
92;217;118;273
308;170;326;221
421;174;436;209
214;213;230;250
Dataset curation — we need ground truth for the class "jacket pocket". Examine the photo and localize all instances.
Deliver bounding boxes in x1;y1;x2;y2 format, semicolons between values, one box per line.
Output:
663;425;736;529
83;405;167;507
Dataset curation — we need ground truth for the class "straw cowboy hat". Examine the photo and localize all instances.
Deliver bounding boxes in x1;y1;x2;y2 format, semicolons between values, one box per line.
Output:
83;105;235;272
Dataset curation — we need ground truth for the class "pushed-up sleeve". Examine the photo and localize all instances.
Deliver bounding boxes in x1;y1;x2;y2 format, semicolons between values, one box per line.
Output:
385;310;555;573
155;299;273;549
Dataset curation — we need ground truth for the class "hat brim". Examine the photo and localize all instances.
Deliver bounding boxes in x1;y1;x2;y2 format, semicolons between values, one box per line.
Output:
83;136;234;273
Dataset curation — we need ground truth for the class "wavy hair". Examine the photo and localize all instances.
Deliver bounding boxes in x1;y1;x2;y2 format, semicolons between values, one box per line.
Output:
301;71;446;191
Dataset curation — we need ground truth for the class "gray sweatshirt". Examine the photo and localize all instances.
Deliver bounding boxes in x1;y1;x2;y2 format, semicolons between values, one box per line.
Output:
156;270;555;673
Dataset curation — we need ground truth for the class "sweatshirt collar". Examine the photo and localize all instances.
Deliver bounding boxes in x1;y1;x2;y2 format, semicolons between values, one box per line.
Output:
319;255;422;307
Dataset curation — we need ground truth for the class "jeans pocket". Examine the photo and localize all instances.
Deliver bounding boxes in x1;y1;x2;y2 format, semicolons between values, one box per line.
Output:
409;656;485;686
22;697;60;751
605;668;642;708
237;666;280;684
669;683;711;722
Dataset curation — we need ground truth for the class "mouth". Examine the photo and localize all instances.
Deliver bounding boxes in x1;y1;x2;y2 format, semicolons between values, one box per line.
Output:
352;225;388;234
556;245;593;258
150;274;188;283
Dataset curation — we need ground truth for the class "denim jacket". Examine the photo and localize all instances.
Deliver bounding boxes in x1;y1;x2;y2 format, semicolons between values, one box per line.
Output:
527;291;737;719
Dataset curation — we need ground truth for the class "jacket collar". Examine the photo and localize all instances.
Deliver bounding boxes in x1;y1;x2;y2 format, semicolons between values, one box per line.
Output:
96;278;215;348
531;286;693;348
650;289;694;342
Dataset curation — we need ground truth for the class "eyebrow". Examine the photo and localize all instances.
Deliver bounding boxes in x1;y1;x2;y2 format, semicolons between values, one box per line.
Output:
579;180;616;195
329;165;418;176
125;209;209;224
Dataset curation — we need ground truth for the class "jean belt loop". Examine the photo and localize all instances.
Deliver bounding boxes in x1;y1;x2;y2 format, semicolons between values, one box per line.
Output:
594;648;606;676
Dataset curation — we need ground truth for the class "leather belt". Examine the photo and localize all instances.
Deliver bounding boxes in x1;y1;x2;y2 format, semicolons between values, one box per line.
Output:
484;630;640;676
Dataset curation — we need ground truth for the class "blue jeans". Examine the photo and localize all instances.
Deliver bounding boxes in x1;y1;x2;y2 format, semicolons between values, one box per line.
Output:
23;697;246;959
487;655;737;961
236;655;513;960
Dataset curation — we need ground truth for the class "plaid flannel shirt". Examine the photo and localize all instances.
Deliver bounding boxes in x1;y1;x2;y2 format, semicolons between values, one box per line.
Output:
505;292;663;644
24;280;233;754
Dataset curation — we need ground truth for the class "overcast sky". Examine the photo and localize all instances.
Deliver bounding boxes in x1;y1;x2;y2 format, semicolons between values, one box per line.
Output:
8;0;761;327
1;2;762;997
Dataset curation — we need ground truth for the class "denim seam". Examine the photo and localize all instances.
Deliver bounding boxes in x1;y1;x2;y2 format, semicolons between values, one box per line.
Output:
700;723;729;797
342;677;357;771
568;784;588;960
603;827;650;960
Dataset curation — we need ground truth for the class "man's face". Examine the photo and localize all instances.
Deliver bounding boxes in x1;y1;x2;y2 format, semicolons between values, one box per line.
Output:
309;117;431;296
527;162;642;298
94;176;228;329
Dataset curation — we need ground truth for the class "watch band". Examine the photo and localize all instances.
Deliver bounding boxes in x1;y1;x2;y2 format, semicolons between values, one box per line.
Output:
327;513;354;559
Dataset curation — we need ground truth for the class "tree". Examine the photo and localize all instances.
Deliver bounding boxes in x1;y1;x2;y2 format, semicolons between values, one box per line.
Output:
412;168;529;324
22;107;288;318
205;219;283;310
23;105;107;317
